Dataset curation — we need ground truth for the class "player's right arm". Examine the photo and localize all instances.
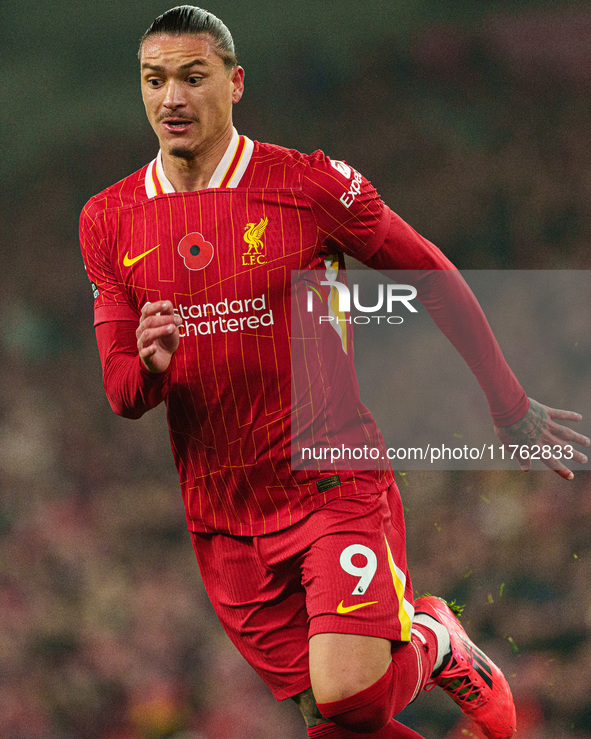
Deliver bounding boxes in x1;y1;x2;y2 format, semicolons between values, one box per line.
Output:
80;199;179;419
95;311;179;419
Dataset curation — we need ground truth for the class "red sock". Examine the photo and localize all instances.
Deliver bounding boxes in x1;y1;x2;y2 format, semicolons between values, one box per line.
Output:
313;624;438;735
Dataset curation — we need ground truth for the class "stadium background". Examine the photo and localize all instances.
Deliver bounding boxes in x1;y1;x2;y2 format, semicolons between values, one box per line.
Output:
1;0;590;736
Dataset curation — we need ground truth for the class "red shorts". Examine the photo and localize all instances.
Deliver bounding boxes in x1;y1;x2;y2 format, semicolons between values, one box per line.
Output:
190;484;414;700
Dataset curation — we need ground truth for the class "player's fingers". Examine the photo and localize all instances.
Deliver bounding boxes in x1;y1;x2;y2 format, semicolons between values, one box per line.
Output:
543;457;575;481
546;407;583;423
518;455;531;473
141;300;175;317
137;323;177;349
139;344;157;359
534;432;586;478
141;314;180;329
137;314;180;341
545;435;589;466
561;429;591;448
156;300;175;315
571;450;589;465
546;422;591;448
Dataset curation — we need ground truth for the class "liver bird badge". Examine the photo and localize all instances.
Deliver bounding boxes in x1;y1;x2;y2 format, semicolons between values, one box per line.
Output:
242;217;268;266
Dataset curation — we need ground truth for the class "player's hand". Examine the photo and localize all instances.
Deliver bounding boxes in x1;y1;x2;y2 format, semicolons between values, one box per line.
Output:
494;398;590;480
136;300;182;374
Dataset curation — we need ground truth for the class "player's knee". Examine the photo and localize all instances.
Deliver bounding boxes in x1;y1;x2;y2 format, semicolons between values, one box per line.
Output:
291;688;328;728
311;661;386;706
315;663;396;734
292;685;389;734
323;699;391;734
312;674;373;706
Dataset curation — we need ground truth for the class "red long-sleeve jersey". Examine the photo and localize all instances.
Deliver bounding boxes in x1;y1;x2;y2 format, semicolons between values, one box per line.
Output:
80;130;528;535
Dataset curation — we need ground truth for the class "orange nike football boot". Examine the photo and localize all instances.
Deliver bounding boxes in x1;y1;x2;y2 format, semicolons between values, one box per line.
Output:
415;595;516;739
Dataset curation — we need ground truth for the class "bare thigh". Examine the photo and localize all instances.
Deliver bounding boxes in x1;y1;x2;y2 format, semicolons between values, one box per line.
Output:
309;632;392;704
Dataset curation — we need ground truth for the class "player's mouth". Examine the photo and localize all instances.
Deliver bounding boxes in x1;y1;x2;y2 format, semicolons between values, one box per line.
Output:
162;118;193;133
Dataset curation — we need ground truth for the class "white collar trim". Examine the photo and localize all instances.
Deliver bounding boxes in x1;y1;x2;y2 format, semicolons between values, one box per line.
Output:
144;128;254;197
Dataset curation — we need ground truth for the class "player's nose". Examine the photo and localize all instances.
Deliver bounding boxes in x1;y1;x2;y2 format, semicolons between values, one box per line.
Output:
163;79;186;109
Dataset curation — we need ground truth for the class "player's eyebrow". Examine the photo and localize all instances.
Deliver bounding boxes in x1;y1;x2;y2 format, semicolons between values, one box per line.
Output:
141;58;210;71
180;58;210;70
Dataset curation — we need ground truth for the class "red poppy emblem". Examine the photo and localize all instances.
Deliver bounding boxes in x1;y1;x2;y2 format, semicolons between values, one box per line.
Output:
178;232;214;270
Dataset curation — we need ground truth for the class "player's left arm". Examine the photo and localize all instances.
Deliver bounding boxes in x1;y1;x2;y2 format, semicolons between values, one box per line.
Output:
365;219;590;478
369;220;590;477
302;155;589;477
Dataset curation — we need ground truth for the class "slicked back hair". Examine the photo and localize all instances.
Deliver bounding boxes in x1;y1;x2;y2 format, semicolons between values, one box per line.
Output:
139;5;238;70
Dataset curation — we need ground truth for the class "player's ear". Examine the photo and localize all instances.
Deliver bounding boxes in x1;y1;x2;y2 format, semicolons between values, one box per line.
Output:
231;66;245;103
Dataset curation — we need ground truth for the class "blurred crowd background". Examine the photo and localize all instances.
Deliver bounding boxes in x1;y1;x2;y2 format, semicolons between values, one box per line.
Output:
1;1;590;737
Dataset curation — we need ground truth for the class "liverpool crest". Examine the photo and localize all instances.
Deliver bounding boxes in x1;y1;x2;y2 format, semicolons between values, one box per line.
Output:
242;217;268;266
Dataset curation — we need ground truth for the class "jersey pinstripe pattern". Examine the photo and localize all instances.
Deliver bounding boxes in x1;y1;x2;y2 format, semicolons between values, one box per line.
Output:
80;133;396;536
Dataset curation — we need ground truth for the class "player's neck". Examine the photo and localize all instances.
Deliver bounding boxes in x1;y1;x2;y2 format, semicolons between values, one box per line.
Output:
160;128;233;192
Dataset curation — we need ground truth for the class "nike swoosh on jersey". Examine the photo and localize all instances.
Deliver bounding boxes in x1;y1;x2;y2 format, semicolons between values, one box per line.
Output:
123;244;160;267
336;600;378;614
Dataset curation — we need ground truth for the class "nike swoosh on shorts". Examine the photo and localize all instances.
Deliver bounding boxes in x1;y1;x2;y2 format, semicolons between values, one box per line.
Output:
336;600;378;614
